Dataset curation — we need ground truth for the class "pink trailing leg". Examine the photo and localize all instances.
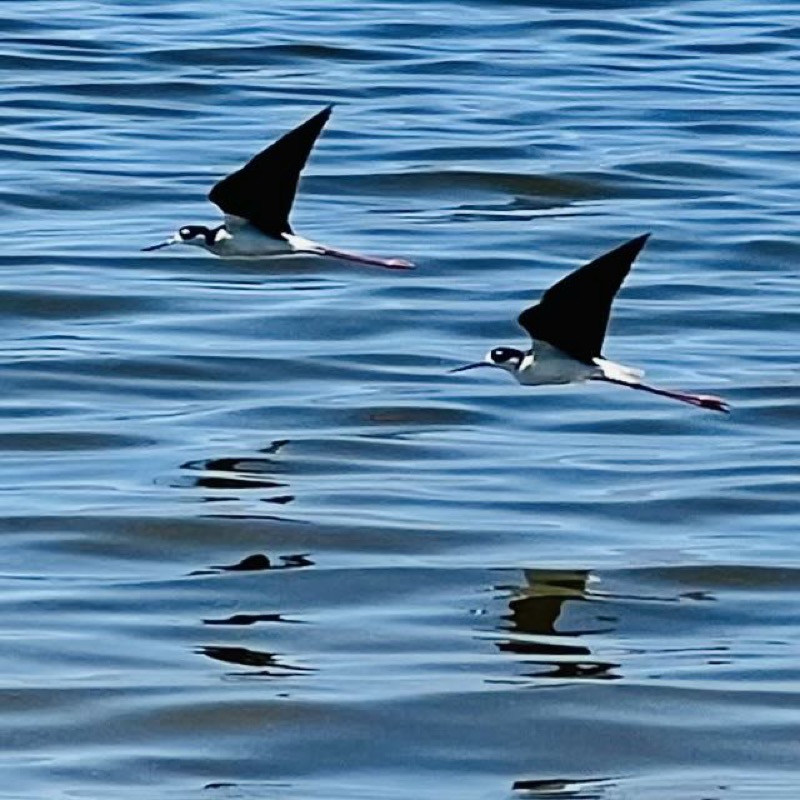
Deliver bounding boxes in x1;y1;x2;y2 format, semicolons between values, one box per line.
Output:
314;244;414;270
595;376;729;414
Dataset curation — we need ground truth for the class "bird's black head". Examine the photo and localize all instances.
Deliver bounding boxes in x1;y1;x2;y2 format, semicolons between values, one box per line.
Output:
142;224;218;253
177;225;211;244
486;347;524;371
449;346;525;376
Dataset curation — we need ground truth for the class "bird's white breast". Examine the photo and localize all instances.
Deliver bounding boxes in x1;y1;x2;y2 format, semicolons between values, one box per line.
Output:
515;342;599;386
207;224;293;258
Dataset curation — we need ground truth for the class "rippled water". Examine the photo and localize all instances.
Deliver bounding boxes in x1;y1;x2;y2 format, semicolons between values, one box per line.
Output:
1;1;799;798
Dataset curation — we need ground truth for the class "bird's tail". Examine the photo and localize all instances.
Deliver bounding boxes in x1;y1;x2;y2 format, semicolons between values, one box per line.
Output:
594;358;644;383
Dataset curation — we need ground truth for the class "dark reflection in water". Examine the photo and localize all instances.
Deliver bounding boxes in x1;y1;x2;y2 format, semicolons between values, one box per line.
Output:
189;552;314;576
203;613;303;626
203;782;292;792
496;569;620;681
454;198;599;218
197;645;315;677
512;776;612;798
177;439;295;506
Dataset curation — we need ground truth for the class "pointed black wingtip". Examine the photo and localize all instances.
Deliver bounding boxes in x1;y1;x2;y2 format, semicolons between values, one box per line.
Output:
616;232;652;258
296;103;334;137
283;104;334;137
573;232;652;278
587;232;652;275
314;103;335;123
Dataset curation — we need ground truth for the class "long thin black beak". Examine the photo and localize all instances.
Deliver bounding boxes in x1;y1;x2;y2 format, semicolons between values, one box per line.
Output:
449;362;490;374
141;240;174;252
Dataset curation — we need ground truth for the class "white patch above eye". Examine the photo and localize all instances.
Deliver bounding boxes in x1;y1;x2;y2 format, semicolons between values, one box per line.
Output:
179;228;191;237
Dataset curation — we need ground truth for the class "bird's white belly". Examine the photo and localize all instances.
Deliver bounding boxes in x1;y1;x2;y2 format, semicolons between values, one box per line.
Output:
208;225;292;258
515;343;599;386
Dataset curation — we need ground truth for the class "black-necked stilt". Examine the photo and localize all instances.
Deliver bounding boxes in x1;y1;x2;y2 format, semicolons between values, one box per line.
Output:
451;234;729;413
143;105;413;270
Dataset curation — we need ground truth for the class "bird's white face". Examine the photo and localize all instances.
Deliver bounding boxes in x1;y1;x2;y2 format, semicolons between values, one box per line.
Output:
484;347;524;372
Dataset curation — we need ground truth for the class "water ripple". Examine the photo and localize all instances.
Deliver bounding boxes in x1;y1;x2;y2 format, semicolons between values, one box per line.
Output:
0;0;799;798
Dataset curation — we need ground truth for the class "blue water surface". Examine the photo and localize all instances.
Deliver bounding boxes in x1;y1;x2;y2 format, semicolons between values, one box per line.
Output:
0;1;799;798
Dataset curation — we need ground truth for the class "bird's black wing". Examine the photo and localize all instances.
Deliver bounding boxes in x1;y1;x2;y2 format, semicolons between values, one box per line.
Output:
208;105;333;238
517;233;650;364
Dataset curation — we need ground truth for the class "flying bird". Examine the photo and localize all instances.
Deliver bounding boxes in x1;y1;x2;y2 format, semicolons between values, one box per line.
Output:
451;234;729;413
143;105;413;270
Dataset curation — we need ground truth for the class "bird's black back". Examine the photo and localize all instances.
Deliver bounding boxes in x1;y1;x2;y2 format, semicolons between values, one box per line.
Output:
517;233;651;364
208;105;333;238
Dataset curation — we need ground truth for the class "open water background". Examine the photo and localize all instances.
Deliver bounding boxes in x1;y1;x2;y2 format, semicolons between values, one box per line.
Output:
1;1;799;798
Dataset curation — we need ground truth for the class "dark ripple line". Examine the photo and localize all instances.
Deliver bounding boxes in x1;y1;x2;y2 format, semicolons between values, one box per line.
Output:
145;41;402;67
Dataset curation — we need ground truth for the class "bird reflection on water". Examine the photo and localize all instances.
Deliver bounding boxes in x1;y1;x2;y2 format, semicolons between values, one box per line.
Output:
170;438;304;524
178;439;295;509
175;438;316;679
512;775;613;799
197;645;315;678
191;550;314;677
203;612;304;626
189;552;313;576
495;569;621;682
